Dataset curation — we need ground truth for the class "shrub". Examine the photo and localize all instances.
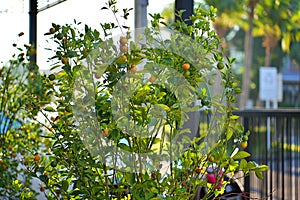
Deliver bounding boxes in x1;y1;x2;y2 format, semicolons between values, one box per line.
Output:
2;1;268;199
0;42;50;199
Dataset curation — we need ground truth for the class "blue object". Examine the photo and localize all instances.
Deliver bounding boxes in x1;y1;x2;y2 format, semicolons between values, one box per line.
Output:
0;113;22;134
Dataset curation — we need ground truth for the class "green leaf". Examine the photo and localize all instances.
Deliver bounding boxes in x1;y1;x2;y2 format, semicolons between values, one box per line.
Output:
61;180;69;191
155;104;170;112
130;173;136;185
71;28;76;39
226;129;233;140
256;165;269;172
39;175;48;184
70;189;83;195
150;187;159;194
232;151;250;159
246;161;257;170
72;65;81;74
157;92;167;99
235;123;244;133
230;115;239;120
282;32;291;53
44;106;55;112
118;143;131;152
246;130;251;136
240;159;247;169
255;171;263;179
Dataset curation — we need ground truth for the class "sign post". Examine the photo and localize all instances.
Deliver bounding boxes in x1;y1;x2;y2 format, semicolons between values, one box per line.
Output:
259;67;278;152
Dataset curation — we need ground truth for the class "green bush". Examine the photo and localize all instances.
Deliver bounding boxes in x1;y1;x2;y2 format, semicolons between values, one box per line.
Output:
0;42;51;199
0;1;268;199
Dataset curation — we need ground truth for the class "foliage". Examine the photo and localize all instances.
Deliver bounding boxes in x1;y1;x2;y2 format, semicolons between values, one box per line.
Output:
1;1;268;199
203;0;300;107
0;40;50;199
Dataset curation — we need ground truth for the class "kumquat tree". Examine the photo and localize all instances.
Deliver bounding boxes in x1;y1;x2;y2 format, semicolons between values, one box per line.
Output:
0;1;267;199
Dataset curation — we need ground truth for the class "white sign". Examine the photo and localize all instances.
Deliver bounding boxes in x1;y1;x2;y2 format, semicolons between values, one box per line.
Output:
259;67;277;101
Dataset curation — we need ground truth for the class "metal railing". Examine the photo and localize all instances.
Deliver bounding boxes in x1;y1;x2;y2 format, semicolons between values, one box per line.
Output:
235;109;300;200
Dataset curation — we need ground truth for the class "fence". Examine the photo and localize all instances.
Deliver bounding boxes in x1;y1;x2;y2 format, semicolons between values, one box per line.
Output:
235;109;300;200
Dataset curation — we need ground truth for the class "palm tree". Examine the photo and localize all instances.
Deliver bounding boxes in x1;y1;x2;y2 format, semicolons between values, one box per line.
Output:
255;0;300;67
161;2;174;24
239;0;257;109
204;0;300;108
204;0;256;109
204;0;245;48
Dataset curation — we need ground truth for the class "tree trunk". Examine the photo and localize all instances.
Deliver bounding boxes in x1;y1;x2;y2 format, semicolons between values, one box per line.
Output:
263;32;278;67
265;46;272;67
240;0;256;109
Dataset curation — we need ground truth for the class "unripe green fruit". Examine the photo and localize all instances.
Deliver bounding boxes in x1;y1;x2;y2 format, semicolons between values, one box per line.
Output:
48;74;55;81
51;160;57;167
217;62;224;69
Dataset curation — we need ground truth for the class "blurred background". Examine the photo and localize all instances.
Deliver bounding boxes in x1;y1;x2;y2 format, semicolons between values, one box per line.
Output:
0;0;299;109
